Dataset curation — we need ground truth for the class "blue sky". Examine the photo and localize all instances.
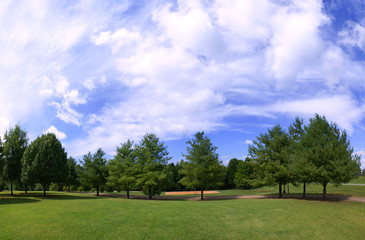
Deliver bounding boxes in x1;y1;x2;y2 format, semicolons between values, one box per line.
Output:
1;0;365;167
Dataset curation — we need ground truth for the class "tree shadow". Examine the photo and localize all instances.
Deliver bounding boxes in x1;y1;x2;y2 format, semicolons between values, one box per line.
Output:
0;192;101;201
0;197;40;205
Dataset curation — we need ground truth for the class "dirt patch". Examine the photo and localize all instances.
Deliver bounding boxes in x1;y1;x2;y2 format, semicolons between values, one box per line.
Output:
164;191;220;195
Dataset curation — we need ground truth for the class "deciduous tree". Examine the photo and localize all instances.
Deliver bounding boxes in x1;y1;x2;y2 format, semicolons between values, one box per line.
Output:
180;132;223;200
21;133;67;196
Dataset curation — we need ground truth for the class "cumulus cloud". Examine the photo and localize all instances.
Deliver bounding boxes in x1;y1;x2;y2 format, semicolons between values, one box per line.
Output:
43;125;67;140
244;140;253;145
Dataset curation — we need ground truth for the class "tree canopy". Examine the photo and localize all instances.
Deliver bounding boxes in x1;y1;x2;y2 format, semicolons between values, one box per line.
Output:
21;133;67;196
79;148;108;196
180;132;223;200
135;133;171;199
3;124;28;195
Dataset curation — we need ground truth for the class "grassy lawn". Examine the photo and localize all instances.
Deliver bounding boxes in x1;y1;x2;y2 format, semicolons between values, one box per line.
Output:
161;183;365;197
350;176;365;184
1;191;365;240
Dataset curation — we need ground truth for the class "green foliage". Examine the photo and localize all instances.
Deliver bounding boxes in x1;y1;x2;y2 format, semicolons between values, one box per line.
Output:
21;133;67;196
79;148;108;196
248;125;292;197
234;158;256;189
64;157;78;191
180;132;224;199
2;124;28;195
108;140;137;198
225;158;240;188
135;133;171;199
301;114;361;198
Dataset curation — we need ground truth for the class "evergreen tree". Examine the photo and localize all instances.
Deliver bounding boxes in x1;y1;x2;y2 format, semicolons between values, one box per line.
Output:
135;133;171;199
180;132;224;200
2;124;28;195
234;158;256;189
108;140;137;199
65;157;78;192
249;125;291;198
79;148;108;196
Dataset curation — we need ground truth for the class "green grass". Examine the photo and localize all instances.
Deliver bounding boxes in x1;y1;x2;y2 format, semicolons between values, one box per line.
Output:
349;176;365;184
1;191;365;239
161;183;365;197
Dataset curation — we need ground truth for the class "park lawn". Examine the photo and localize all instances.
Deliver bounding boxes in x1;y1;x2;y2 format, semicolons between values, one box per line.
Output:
1;191;365;240
349;176;365;184
161;183;365;197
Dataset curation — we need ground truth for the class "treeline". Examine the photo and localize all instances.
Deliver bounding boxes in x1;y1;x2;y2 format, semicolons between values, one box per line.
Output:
0;114;361;200
228;114;361;199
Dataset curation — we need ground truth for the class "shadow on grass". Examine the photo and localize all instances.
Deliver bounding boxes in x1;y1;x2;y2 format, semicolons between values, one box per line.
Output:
0;192;100;201
0;197;40;205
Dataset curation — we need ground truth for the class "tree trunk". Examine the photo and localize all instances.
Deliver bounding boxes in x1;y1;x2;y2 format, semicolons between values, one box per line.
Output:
126;189;130;199
279;184;282;198
42;185;46;196
10;180;13;196
303;182;306;199
148;186;152;200
96;187;100;196
201;189;204;200
25;184;28;194
283;184;286;194
322;183;327;200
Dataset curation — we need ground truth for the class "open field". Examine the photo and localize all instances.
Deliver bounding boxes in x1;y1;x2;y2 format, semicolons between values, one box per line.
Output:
1;191;365;239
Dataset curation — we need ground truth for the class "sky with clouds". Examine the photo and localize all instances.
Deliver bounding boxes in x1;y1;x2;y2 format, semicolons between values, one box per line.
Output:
1;0;365;167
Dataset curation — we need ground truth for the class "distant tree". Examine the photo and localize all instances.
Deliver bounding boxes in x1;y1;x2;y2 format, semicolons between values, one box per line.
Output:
0;136;4;188
79;148;108;196
21;133;67;196
225;158;240;188
64;157;78;192
180;132;224;200
249;125;291;198
135;133;171;199
234;158;256;189
2;124;28;195
301;114;360;199
108;140;137;199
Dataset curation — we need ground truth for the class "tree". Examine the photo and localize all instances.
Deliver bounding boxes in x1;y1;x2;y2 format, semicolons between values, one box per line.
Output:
180;132;224;200
234;158;256;189
225;158;240;188
301;114;360;199
288;117;316;198
21;133;67;196
64;157;78;192
108;140;137;199
0;136;4;188
79;148;108;196
248;125;291;198
135;133;171;199
2;125;28;195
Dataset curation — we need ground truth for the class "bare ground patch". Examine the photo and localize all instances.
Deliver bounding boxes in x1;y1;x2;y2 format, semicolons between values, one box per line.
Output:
164;191;220;195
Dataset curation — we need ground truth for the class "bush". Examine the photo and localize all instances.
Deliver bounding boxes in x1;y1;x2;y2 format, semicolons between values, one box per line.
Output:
77;186;84;192
34;184;43;191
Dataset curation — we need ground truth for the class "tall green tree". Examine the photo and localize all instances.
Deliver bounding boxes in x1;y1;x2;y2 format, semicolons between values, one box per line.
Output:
135;133;171;199
180;132;224;200
249;125;291;198
301;114;360;199
3;124;28;195
288;117;316;198
79;148;108;196
108;140;137;199
64;157;78;192
225;158;240;188
21;133;67;196
0;136;4;188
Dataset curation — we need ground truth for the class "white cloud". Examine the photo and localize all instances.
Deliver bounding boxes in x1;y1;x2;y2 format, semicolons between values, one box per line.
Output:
338;20;365;51
43;125;66;140
354;151;365;168
244;140;253;145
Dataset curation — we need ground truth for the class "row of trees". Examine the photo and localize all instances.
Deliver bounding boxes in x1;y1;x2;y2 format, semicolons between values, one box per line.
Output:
231;114;360;199
0;114;361;200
